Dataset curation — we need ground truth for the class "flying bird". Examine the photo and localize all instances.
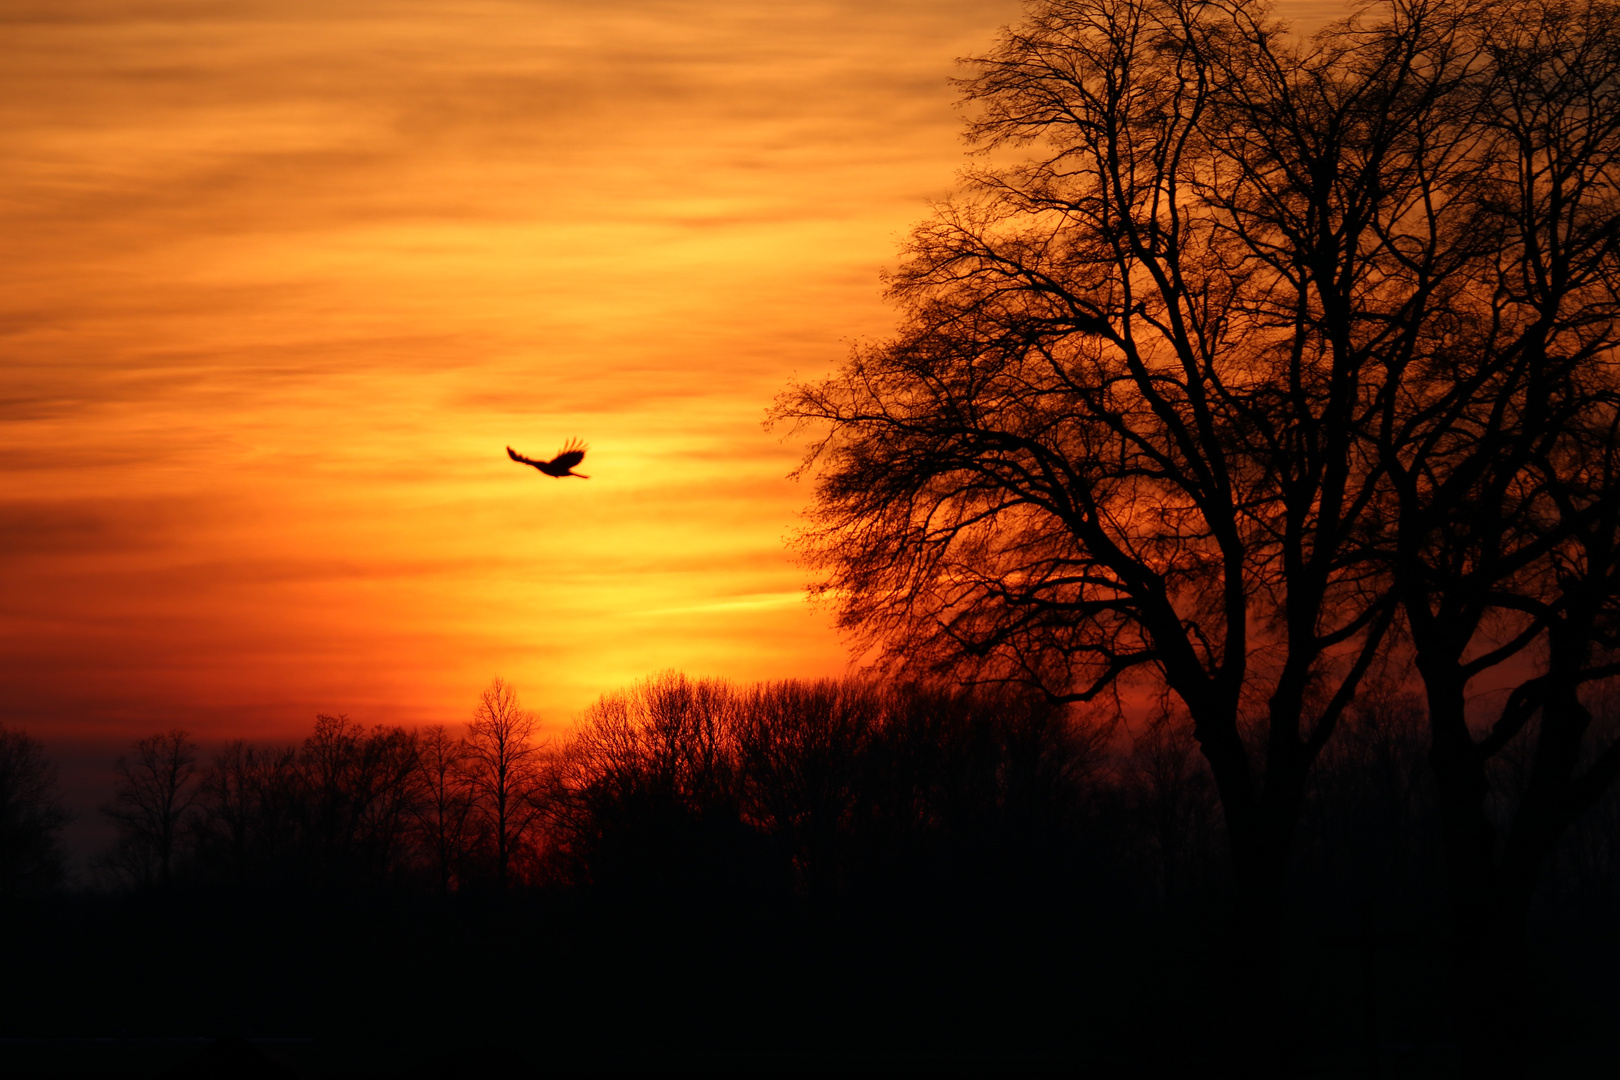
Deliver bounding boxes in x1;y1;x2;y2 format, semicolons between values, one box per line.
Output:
507;439;590;479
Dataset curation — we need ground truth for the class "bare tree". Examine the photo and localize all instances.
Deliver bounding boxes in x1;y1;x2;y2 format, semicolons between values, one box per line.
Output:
775;0;1620;1070
102;729;201;889
0;723;69;900
566;674;739;816
352;724;423;885
298;715;423;887
413;724;475;894
1343;4;1620;1072
464;678;548;889
735;679;876;900
191;739;302;886
775;0;1414;971
559;672;748;894
300;713;364;882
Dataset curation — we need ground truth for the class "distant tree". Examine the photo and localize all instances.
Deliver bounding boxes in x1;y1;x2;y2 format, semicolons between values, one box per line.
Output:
735;679;877;900
853;682;1105;895
0;723;70;900
463;679;548;889
561;672;756;897
558;674;1106;904
1119;702;1222;906
101;729;201;890
1296;688;1433;904
192;740;303;887
298;715;423;887
350;723;423;885
412;724;475;894
301;714;365;883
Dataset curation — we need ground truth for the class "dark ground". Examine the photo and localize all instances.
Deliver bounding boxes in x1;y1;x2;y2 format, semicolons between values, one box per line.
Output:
2;885;1616;1078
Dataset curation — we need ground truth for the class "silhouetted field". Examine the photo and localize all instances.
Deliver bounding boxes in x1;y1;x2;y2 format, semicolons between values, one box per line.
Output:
3;674;1618;1076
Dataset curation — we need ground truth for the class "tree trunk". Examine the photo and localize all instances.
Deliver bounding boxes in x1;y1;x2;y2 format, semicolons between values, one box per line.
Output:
1422;663;1538;1078
1192;698;1302;1077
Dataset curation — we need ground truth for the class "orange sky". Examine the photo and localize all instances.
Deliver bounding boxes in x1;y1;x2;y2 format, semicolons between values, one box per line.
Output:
1;0;1345;770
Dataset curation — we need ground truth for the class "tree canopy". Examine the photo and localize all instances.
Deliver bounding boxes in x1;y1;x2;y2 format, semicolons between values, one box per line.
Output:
777;2;1620;1069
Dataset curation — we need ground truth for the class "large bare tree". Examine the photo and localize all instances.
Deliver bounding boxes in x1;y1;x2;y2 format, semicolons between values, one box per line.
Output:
780;0;1413;942
1362;4;1620;1071
776;0;1620;1071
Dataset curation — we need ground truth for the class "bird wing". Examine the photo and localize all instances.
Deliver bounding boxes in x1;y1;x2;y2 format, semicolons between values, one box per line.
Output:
507;446;544;468
550;449;586;471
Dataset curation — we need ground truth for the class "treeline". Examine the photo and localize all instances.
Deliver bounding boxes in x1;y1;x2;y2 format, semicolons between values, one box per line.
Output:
97;679;542;895
6;674;1620;1071
87;674;1211;904
1;673;1598;917
96;675;1117;900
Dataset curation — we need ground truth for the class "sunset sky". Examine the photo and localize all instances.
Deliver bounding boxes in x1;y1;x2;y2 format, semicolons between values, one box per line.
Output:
2;0;1342;839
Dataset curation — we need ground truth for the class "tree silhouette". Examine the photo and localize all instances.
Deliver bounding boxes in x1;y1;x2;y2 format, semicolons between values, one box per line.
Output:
775;0;1620;1070
559;672;754;898
1337;3;1620;1071
734;679;877;901
0;723;69;900
25;668;1620;1068
464;678;548;890
775;0;1407;986
412;724;476;894
191;739;303;887
299;716;423;887
102;729;201;890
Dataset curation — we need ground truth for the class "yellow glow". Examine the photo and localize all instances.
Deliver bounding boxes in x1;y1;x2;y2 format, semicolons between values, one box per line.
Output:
0;1;1350;746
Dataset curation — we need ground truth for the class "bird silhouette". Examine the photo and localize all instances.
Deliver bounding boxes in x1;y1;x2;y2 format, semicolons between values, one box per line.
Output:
507;439;590;479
